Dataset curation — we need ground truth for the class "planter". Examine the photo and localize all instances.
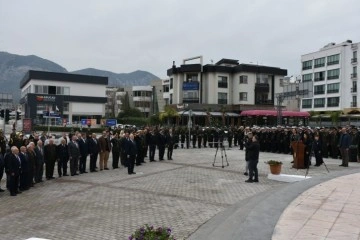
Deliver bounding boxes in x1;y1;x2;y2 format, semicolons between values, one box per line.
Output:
269;164;282;175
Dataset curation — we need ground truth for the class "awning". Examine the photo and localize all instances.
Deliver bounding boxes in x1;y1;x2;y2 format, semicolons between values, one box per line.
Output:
240;110;310;117
210;112;223;116
226;112;240;117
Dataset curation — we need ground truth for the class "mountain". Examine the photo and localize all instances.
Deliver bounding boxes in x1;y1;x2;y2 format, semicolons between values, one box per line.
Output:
71;68;159;87
0;51;160;103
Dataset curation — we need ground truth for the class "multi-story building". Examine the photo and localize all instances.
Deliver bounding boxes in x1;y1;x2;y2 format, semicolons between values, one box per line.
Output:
300;40;359;113
20;70;108;125
105;87;126;118
167;57;287;109
131;86;152;117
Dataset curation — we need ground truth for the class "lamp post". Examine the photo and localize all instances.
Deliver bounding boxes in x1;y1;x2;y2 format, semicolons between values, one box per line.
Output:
295;76;301;110
276;94;284;125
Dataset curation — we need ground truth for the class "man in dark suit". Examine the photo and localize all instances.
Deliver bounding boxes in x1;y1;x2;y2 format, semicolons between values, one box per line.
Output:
124;133;137;175
57;139;69;177
44;139;57;179
77;133;89;173
0;150;5;192
339;127;351;167
157;130;166;161
68;135;80;176
8;146;21;196
111;133;120;169
34;140;44;183
245;135;260;183
149;131;157;162
166;129;175;160
19;146;30;191
88;133;99;172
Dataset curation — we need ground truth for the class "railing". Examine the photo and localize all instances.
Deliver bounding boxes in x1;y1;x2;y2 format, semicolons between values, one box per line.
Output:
217;99;227;104
327;103;339;107
314;104;325;108
327;61;339;66
314;77;325;82
351;87;357;93
314;90;325;95
351;102;357;107
218;82;228;88
255;99;273;105
302;66;312;70
351;58;357;63
351;73;357;78
327;75;339;80
314;64;325;68
302;104;312;109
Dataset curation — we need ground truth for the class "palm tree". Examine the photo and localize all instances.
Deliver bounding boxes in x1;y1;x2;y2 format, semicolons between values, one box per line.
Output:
159;105;179;125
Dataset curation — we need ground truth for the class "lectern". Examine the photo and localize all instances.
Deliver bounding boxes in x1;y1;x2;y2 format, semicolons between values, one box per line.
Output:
291;141;305;169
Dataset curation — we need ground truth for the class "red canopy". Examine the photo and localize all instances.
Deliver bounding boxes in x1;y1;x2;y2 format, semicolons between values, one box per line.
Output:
240;110;310;117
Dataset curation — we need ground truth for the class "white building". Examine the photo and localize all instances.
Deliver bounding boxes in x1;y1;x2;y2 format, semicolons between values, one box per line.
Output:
20;70;108;125
167;57;287;109
131;86;152;117
300;40;359;113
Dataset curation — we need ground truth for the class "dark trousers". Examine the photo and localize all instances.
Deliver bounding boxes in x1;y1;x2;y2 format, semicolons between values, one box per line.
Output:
19;171;29;190
239;139;244;150
127;155;135;174
136;151;143;165
79;155;88;173
158;145;165;160
349;148;357;162
167;146;173;160
46;159;56;178
9;174;19;195
198;137;202;148
149;145;156;161
58;158;68;176
90;153;97;171
234;137;238;146
35;161;44;182
315;154;323;166
70;157;79;175
248;161;258;181
112;151;120;168
228;138;232;148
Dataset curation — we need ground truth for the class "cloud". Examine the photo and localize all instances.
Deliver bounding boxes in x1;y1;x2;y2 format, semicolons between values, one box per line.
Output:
1;0;360;78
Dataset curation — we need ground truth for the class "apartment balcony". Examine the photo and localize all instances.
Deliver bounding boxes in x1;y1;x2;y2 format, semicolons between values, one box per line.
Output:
352;58;358;64
351;73;357;79
351;102;357;107
255;83;270;93
351;87;357;93
183;98;199;103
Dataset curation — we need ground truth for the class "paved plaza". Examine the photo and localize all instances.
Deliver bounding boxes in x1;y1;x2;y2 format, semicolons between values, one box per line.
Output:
0;146;359;240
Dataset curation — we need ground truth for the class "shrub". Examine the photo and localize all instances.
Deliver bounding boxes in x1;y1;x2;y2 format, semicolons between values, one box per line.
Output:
129;224;175;240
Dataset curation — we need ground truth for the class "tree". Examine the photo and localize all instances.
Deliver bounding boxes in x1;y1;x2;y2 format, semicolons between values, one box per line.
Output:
120;92;131;112
159;105;179;125
118;107;143;119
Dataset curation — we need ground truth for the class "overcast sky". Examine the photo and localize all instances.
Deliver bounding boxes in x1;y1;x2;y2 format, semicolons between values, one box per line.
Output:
1;0;360;78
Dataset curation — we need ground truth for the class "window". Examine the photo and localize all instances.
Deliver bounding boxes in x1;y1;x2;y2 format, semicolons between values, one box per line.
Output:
134;102;150;108
352;51;358;63
327;69;340;80
163;85;169;93
183;90;199;103
314;71;325;81
302;73;312;82
63;103;69;112
63;87;70;95
353;66;357;74
302;60;312;70
239;92;247;101
218;92;227;104
239;75;248;84
218;76;228;88
170;78;173;89
314;57;325;68
256;74;269;84
302;99;312;109
327;54;340;65
314;85;325;95
169;94;173;104
314;98;325;108
327;83;340;94
327;97;340;107
185;74;198;82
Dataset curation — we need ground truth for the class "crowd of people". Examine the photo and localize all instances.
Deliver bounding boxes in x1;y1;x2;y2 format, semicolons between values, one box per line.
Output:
0;124;357;195
0;127;176;196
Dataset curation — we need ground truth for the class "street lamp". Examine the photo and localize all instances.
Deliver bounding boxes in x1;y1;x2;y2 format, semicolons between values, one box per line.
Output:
295;76;301;110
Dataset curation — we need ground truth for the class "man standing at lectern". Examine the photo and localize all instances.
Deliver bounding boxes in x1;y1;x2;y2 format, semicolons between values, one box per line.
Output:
339;127;350;167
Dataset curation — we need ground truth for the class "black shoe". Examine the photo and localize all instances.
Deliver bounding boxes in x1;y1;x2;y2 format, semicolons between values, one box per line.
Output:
16;191;22;194
343;165;349;167
10;193;17;196
74;173;79;175
136;164;142;166
0;188;5;192
63;174;69;176
83;171;88;173
131;172;136;174
315;164;321;167
244;172;248;176
245;179;253;183
253;179;259;182
90;170;98;172
104;168;110;170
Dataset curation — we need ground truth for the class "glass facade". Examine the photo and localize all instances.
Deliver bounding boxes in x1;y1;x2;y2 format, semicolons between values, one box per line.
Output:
218;92;227;104
327;54;340;65
327;69;340;80
327;83;340;94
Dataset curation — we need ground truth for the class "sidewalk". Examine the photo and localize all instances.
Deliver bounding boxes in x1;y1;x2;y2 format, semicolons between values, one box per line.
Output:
273;172;360;240
188;168;360;240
